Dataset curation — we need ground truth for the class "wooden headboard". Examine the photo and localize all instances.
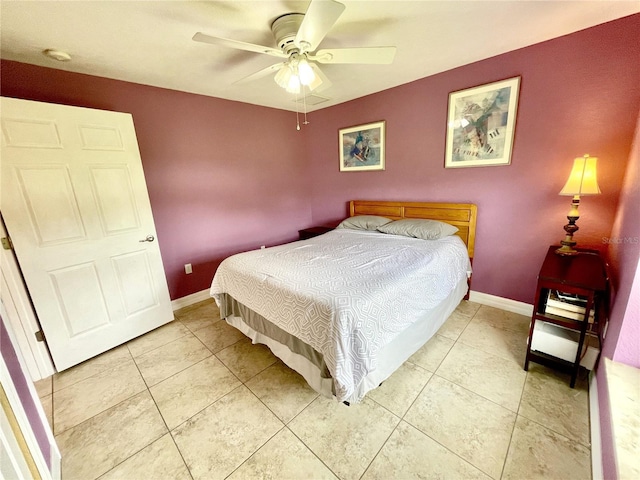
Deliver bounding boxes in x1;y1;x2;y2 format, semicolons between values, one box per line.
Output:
349;200;478;260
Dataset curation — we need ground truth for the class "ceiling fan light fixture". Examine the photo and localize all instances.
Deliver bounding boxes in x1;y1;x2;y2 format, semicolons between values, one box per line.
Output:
274;64;292;89
297;57;315;86
286;73;301;94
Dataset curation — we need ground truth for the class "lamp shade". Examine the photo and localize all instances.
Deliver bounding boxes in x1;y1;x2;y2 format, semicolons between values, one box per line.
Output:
559;155;601;196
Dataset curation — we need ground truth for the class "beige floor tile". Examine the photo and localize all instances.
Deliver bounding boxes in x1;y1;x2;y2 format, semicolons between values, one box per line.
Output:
408;334;454;372
192;318;246;353
288;396;400;480
150;355;241;429
176;300;221;333
40;394;53;430
438;308;475;341
56;390;167;480
458;319;528;364
54;358;147;434
436;342;526;412
405;375;516;479
519;363;590;446
34;376;52;398
172;385;283;480
134;334;211;386
127;320;190;358
502;416;591;480
99;433;191;480
53;344;132;392
362;420;491;480
454;299;482;317
228;428;338;480
472;305;531;333
216;338;277;382
367;361;432;417
173;298;214;316
245;361;319;423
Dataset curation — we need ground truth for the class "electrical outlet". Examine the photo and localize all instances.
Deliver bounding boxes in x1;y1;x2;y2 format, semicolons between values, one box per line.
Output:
260;245;266;249
184;263;192;274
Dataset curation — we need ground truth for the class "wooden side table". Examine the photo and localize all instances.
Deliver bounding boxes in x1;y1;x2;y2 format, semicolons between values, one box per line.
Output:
524;246;608;387
298;226;333;240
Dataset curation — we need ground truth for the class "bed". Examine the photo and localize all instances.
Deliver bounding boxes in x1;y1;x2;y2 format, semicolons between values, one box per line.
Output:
210;200;477;404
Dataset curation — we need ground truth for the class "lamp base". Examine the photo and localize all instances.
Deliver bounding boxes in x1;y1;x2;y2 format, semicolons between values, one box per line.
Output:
555;213;580;256
556;243;579;256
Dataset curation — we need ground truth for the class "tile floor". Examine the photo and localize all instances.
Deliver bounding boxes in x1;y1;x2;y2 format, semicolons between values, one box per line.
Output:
34;300;593;480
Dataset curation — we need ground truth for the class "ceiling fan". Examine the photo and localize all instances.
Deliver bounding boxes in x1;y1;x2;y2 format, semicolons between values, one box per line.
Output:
192;0;396;94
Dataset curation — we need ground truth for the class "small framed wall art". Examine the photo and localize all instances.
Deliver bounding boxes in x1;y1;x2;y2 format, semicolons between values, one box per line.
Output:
339;120;385;171
445;76;520;168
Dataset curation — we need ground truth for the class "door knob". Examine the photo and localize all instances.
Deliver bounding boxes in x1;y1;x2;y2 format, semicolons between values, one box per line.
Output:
139;235;155;243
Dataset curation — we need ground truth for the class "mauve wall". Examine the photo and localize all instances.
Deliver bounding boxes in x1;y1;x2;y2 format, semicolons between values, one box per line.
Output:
0;62;312;299
597;110;640;480
306;14;640;304
1;315;51;468
1;15;638;305
604;110;640;367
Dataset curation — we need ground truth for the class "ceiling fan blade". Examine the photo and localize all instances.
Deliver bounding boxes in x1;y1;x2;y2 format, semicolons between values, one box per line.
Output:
234;62;286;86
192;32;287;58
295;0;345;52
312;46;396;64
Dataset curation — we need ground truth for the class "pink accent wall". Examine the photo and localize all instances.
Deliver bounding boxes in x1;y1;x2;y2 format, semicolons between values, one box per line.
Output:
1;16;638;304
306;14;640;304
1;316;51;468
0;62;313;299
597;110;640;480
604;109;640;367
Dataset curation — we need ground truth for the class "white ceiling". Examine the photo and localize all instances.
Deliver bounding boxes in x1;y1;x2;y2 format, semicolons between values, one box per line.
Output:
1;1;638;112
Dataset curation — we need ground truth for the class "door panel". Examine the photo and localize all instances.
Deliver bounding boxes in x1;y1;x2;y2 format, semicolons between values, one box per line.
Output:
1;117;62;148
1;97;173;371
112;250;158;315
49;262;111;336
16;165;87;245
89;165;140;234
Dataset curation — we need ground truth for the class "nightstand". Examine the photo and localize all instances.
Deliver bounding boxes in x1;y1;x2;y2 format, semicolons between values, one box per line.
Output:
298;226;333;240
524;246;609;387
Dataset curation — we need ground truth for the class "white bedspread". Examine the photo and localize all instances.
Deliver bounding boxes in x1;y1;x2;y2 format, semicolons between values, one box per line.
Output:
210;229;471;402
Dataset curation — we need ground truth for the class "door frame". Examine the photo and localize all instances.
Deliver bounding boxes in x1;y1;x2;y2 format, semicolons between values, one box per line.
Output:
0;215;55;381
1;304;61;480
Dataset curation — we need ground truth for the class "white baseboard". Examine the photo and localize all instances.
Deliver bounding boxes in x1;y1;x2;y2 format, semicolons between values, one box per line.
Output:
171;289;211;311
469;290;534;317
589;370;604;480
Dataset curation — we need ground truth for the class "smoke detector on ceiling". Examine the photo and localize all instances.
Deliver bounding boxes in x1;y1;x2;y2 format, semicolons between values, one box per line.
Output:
42;49;71;62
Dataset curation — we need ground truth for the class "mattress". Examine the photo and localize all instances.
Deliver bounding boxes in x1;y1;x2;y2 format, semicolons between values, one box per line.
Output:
210;229;471;402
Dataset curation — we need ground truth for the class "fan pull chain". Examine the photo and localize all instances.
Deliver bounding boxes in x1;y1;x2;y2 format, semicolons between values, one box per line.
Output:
295;91;300;131
303;88;309;126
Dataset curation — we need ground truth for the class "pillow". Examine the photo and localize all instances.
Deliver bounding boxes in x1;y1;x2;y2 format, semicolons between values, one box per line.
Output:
336;215;392;231
376;218;458;240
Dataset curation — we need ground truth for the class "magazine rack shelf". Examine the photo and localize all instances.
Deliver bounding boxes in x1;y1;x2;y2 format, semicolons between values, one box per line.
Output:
524;246;609;387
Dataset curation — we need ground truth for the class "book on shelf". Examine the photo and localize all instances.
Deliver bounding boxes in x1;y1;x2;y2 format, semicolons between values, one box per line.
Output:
545;305;595;323
545;290;595;322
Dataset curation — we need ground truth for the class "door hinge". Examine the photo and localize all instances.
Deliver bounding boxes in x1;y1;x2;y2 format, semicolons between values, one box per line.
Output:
1;236;13;250
35;330;45;342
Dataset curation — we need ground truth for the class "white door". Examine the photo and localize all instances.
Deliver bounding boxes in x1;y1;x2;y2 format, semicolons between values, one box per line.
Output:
0;97;173;371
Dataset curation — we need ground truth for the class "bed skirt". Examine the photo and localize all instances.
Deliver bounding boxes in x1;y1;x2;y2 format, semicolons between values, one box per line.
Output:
215;277;468;404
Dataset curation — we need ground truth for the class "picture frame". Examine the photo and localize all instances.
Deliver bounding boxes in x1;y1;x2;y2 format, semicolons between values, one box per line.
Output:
339;121;385;171
445;76;520;168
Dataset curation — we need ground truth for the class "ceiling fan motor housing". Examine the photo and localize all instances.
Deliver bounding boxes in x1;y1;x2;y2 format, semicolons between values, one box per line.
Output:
271;13;305;53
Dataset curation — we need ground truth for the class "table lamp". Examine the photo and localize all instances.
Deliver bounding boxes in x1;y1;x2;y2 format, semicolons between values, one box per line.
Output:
556;154;601;255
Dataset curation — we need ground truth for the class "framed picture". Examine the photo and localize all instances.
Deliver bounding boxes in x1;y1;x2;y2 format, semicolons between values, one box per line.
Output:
339;121;385;171
445;76;520;168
